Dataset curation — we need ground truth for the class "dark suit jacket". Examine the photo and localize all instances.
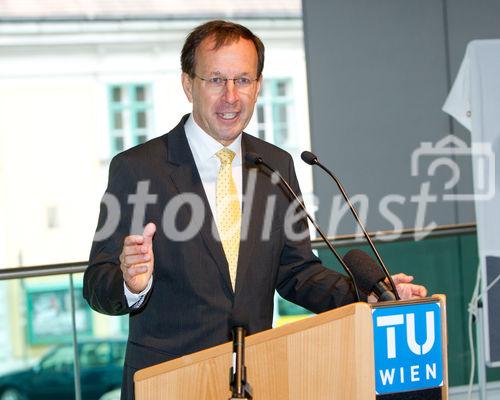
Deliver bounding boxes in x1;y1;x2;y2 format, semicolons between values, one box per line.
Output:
83;114;361;399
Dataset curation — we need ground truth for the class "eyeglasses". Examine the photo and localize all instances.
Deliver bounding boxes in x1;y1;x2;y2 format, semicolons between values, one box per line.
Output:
194;74;258;91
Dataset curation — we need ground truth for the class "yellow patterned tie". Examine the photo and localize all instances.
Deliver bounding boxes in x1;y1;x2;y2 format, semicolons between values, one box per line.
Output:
215;148;241;290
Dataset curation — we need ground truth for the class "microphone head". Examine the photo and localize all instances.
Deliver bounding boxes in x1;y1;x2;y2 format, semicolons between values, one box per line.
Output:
245;152;263;166
301;151;318;165
342;249;386;293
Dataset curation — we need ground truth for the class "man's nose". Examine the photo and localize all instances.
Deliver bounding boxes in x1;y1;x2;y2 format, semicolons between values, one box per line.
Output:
222;80;239;103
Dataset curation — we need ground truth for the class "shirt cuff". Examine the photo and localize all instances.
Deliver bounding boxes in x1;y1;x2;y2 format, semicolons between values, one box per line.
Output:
124;276;153;308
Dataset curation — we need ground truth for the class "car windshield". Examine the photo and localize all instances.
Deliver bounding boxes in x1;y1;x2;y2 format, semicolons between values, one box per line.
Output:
39;345;73;372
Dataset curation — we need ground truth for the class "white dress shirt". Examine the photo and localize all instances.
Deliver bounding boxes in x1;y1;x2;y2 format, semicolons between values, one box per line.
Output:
184;114;243;221
125;114;243;306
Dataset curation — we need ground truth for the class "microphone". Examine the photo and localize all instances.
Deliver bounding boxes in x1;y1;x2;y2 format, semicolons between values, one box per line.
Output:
301;150;400;300
245;152;361;302
343;249;396;302
245;152;263;165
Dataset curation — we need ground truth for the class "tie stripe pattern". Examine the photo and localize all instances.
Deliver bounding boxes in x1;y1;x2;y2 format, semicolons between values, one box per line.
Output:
215;148;241;290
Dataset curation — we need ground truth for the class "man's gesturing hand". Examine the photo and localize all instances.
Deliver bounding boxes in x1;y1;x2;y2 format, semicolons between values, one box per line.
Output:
392;273;428;300
368;273;428;303
120;223;156;294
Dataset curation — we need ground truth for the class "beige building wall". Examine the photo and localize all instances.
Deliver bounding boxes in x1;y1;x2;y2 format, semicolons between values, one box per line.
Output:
0;15;312;370
0;18;312;269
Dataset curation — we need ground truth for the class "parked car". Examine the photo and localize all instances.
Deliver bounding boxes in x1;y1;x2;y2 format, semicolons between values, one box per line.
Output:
0;338;126;400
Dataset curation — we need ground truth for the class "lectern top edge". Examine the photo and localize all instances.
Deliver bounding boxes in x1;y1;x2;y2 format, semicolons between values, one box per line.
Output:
134;301;372;382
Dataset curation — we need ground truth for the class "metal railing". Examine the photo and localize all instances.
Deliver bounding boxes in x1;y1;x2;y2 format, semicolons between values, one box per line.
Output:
311;222;476;248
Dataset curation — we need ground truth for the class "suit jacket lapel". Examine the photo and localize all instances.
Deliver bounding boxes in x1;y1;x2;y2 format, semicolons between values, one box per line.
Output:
164;116;233;295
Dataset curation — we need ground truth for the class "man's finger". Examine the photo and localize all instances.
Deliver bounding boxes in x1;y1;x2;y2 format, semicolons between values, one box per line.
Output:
123;245;148;256
124;254;151;266
396;283;428;300
142;223;156;246
391;273;414;284
412;285;428;298
124;235;145;246
126;264;149;278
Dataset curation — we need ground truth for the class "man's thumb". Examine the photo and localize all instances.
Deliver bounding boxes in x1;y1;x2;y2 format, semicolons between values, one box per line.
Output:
143;222;156;245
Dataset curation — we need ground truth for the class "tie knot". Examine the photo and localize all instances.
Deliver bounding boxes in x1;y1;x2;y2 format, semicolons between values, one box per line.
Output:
216;148;236;165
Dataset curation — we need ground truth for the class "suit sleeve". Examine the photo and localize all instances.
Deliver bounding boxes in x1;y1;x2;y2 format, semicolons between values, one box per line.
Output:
83;155;146;315
275;156;368;313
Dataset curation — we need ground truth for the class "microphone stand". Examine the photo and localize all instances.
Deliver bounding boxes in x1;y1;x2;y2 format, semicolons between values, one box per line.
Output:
302;151;400;300
229;327;253;399
248;154;361;302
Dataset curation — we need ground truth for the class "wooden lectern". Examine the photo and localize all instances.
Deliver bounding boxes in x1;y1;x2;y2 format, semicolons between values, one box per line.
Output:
135;295;447;399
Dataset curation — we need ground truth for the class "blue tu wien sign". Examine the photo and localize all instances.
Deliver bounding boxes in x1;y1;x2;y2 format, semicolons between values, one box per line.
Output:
372;302;443;394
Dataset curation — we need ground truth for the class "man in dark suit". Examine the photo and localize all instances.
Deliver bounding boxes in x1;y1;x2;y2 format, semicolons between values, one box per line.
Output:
83;20;426;399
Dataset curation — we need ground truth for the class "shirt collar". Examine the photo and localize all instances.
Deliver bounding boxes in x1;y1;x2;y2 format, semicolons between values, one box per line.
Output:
184;114;242;166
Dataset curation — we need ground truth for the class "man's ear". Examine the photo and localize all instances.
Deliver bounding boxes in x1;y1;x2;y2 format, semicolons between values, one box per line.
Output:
181;73;193;103
254;75;263;100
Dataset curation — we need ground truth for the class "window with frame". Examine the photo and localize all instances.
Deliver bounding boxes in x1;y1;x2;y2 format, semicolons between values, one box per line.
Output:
256;79;295;151
108;84;153;156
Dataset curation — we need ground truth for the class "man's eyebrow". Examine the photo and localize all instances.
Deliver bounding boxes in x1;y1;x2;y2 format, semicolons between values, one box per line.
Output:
206;71;252;77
